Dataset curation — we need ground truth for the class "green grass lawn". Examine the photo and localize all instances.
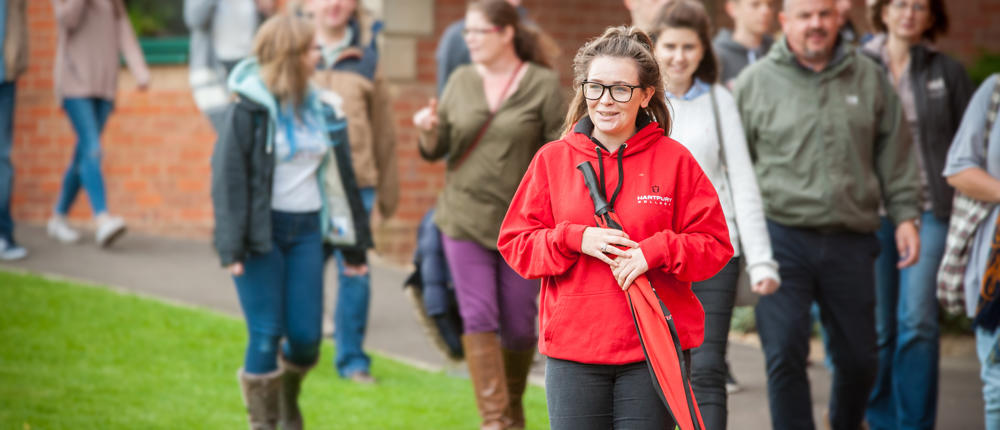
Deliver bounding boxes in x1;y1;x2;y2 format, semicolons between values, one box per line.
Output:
0;271;549;429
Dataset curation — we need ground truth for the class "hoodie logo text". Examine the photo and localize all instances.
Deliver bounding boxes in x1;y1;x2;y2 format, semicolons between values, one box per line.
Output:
637;194;672;207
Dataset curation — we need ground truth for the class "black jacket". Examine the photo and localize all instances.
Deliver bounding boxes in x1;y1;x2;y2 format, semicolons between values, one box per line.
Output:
862;38;975;219
210;95;372;267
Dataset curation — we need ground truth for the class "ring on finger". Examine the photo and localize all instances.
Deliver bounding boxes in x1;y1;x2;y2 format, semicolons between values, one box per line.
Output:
601;243;608;253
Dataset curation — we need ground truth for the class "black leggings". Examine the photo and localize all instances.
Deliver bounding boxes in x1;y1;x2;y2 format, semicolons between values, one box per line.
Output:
690;258;741;430
545;356;680;430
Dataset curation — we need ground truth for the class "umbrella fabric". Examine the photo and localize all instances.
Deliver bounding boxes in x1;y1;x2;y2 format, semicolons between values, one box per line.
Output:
595;211;705;430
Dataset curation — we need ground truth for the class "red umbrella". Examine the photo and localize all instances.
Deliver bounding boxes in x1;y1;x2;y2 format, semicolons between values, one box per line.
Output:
577;161;706;430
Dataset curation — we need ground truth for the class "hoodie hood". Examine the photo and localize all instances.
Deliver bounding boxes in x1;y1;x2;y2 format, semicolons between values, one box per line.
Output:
713;29;774;56
566;112;664;159
228;57;280;120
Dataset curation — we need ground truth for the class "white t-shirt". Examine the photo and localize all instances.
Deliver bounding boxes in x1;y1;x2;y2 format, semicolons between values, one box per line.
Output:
271;110;328;212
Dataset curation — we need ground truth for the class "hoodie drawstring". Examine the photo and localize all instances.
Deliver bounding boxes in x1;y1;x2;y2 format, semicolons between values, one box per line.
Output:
594;144;627;211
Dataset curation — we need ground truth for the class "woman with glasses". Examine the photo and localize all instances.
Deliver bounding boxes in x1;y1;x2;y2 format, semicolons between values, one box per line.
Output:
861;0;974;427
211;13;371;429
649;2;779;428
412;0;562;428
498;26;732;430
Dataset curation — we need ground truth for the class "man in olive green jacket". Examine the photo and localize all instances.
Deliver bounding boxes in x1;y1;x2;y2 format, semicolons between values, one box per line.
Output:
733;0;920;428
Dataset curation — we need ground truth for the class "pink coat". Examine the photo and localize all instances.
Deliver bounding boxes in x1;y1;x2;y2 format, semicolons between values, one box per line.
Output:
52;0;149;101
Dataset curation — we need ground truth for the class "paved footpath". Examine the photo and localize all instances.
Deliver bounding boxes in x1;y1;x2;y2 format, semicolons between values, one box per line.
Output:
0;225;986;429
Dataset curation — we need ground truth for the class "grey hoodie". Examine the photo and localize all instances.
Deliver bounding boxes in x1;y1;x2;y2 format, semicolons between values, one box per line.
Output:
713;29;773;87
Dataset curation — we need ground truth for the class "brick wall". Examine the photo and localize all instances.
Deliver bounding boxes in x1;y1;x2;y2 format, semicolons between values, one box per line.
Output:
15;1;216;240
11;1;1000;264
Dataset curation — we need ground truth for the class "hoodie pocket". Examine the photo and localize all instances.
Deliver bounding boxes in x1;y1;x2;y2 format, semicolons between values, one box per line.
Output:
543;289;635;354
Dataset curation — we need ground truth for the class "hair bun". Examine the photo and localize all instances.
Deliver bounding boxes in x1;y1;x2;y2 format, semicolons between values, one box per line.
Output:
626;27;655;52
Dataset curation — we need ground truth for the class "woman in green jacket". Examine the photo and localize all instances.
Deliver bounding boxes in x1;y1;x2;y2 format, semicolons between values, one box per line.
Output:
412;0;563;428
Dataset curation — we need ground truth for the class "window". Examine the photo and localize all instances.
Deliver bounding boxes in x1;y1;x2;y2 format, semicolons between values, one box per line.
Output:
126;0;188;65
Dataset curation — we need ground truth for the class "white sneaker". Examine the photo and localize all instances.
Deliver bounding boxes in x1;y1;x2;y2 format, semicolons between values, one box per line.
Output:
95;214;127;248
47;216;81;243
0;238;28;261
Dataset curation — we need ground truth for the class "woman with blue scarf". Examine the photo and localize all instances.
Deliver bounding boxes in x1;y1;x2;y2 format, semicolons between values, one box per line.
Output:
210;13;371;430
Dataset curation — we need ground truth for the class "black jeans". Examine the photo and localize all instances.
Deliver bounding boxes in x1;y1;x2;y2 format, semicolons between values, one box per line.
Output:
756;220;880;430
690;258;741;430
545;356;682;430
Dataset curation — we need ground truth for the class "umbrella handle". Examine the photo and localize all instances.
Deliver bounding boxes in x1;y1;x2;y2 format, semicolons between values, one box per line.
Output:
576;161;623;230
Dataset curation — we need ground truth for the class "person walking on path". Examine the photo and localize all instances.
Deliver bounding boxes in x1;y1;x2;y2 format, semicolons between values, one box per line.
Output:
412;1;563;427
651;1;780;428
184;0;275;132
210;13;372;429
0;0;27;261
49;0;149;248
303;0;399;385
713;0;775;88
498;25;733;430
733;0;921;428
944;73;1000;430
861;0;974;428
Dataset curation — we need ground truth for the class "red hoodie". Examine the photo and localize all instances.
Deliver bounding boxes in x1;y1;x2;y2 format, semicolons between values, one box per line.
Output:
498;118;733;364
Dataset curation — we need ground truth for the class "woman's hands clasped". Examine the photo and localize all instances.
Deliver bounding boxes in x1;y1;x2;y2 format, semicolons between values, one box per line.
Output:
582;227;647;291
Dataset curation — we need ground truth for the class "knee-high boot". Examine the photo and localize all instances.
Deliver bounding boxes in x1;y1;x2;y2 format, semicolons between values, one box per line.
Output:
278;355;314;430
502;348;535;430
462;332;512;430
237;368;282;430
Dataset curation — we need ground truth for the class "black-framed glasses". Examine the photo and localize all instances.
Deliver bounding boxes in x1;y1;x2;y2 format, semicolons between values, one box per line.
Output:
582;81;643;103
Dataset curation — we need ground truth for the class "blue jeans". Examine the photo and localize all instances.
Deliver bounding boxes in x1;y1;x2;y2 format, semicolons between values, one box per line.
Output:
56;98;113;216
0;82;15;244
867;213;947;430
233;211;325;374
978;326;1000;430
332;187;375;376
756;220;880;430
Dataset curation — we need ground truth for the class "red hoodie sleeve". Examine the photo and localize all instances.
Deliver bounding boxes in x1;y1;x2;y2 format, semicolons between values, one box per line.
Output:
638;154;733;283
499;150;589;279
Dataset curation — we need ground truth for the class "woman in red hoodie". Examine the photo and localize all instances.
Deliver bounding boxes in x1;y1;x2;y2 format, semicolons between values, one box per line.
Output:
498;26;732;430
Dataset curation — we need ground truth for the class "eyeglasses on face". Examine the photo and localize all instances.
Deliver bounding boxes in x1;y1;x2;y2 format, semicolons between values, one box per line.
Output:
889;0;928;13
582;81;643;103
461;26;500;37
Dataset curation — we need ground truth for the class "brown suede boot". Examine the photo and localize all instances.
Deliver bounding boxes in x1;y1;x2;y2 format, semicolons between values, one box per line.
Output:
462;333;512;430
502;348;535;430
237;368;282;430
278;355;314;430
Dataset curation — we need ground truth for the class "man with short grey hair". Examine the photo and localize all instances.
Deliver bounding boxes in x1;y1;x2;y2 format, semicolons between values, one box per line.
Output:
734;0;921;428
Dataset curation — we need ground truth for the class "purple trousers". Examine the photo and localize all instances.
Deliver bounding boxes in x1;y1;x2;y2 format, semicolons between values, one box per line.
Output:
441;234;539;350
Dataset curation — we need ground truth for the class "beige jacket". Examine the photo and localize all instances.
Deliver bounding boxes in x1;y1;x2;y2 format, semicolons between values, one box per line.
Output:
3;0;27;81
52;0;149;100
311;9;399;218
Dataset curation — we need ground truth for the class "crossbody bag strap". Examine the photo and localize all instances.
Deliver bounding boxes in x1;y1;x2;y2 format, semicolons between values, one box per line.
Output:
708;85;731;184
451;62;525;170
